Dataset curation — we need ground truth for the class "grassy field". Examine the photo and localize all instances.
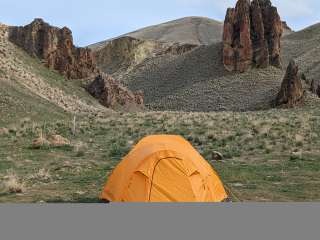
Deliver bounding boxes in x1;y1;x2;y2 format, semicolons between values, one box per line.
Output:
1;106;320;203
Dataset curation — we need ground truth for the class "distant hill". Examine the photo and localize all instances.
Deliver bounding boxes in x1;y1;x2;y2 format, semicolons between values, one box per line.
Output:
89;17;223;50
89;17;224;90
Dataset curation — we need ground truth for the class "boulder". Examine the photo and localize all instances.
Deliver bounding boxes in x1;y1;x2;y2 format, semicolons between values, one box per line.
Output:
9;18;97;79
275;60;304;107
211;151;224;161
86;74;144;109
223;0;283;72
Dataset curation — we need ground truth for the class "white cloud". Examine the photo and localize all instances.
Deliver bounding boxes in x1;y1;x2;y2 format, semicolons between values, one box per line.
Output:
211;0;318;19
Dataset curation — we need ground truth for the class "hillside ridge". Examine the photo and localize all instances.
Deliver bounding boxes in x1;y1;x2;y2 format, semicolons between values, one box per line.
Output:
89;16;223;50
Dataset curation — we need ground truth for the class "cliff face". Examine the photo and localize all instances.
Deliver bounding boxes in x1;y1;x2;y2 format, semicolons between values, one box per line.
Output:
223;0;283;72
311;79;320;97
9;18;97;79
8;19;144;109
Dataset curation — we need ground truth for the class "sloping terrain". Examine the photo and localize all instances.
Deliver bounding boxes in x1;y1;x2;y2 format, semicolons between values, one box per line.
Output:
90;17;221;79
104;23;320;112
93;36;197;79
282;23;320;82
0;24;108;125
89;16;308;112
93;37;163;75
89;14;314;112
118;42;286;111
90;17;223;50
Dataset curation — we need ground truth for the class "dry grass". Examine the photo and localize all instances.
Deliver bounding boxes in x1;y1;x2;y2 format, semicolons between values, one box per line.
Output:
28;169;51;182
1;106;319;202
73;141;88;157
2;171;26;194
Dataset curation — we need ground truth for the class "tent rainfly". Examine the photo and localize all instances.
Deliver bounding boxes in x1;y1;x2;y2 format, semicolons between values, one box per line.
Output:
101;135;228;202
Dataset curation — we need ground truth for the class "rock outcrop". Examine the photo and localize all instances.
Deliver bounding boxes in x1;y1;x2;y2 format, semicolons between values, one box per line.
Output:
310;79;320;97
7;19;144;110
9;18;96;79
86;74;144;109
282;21;292;32
161;42;197;55
223;0;283;72
93;36;197;77
275;60;304;107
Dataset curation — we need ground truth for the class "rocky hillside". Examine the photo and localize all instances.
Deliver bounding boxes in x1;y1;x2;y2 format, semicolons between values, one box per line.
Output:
4;19;145;112
2;10;317;114
85;0;319;113
86;2;307;112
0;23;108;125
89;17;220;79
117;42;286;112
93;36;197;78
111;20;320;112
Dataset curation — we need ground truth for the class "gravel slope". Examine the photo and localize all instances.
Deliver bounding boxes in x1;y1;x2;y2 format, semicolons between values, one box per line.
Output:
118;42;285;112
282;23;320;82
112;22;320;112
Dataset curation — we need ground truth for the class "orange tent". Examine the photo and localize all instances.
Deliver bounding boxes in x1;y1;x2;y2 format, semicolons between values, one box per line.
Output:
100;135;228;202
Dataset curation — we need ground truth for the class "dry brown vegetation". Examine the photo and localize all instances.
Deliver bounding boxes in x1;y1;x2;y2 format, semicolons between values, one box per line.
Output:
1;107;320;202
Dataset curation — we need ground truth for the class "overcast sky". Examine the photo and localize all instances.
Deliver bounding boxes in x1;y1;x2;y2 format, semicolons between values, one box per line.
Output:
0;0;319;46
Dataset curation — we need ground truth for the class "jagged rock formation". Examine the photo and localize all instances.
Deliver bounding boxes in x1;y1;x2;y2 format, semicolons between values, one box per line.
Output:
310;79;320;97
223;3;253;72
9;18;97;79
86;74;144;109
275;60;304;107
223;0;283;72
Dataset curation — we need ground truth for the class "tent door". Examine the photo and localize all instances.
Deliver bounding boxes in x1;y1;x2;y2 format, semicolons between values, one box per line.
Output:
149;157;197;202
